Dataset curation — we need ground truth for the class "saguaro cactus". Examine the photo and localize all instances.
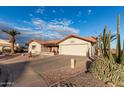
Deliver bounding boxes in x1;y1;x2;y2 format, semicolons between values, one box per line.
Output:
103;26;108;57
121;40;124;64
116;15;121;63
98;26;116;59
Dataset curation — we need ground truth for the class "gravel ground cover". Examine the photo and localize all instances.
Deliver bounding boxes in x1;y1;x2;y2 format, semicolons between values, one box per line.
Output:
52;72;108;87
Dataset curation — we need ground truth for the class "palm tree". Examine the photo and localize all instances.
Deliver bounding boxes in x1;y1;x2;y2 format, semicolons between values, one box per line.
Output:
2;29;20;54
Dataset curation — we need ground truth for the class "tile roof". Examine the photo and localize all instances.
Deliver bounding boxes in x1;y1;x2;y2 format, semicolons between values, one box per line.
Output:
28;39;60;45
28;35;97;45
45;40;60;44
57;34;97;44
28;39;46;45
82;37;97;43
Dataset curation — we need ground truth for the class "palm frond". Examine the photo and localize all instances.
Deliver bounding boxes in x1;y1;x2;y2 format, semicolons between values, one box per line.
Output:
2;29;21;36
1;30;10;34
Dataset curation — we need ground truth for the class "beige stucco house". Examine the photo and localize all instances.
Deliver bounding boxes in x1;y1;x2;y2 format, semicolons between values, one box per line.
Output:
0;39;20;52
28;35;97;57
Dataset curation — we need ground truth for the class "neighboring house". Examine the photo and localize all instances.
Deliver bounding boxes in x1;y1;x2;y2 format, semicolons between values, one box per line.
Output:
28;34;97;57
57;35;97;56
0;39;20;52
28;39;60;55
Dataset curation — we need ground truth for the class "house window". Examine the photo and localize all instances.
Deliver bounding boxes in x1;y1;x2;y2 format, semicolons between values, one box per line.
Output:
32;45;36;50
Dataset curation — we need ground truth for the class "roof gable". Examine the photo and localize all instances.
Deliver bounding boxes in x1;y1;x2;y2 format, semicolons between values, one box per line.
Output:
28;35;97;45
57;34;97;44
28;39;45;45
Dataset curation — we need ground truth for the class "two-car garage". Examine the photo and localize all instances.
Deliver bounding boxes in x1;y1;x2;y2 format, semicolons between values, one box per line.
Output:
58;35;96;57
59;44;89;56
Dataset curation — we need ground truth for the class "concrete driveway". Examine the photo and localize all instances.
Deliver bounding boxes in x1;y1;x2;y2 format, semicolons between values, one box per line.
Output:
30;55;87;72
0;55;88;87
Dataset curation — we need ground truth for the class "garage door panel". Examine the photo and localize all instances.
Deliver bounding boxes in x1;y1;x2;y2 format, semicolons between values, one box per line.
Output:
60;44;88;56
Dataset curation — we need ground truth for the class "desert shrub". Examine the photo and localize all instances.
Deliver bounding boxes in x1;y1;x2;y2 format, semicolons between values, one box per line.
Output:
90;56;124;86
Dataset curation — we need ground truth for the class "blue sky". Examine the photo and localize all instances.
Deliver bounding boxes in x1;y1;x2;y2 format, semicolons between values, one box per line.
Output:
0;6;124;47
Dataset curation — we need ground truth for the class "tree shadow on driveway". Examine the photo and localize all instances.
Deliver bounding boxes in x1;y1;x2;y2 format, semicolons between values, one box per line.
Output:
0;61;30;87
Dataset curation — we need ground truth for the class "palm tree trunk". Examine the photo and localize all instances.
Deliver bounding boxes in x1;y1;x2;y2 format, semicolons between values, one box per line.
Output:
10;36;15;54
10;42;15;54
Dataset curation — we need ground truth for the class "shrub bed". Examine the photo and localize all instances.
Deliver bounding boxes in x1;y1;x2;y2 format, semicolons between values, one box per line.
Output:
90;56;124;86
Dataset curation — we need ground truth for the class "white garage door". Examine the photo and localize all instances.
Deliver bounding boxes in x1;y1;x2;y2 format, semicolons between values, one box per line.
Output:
59;44;89;56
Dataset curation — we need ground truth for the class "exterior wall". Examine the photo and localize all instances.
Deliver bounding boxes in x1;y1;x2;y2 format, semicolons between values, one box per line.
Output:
91;43;96;56
59;37;93;56
28;41;42;54
28;41;59;55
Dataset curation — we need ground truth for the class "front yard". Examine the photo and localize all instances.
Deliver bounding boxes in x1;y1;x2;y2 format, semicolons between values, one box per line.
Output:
0;55;107;87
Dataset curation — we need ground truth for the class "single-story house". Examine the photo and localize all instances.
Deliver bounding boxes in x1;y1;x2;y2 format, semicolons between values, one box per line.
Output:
28;35;97;56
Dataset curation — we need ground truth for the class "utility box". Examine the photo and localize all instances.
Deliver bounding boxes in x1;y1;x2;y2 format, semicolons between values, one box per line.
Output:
71;58;76;69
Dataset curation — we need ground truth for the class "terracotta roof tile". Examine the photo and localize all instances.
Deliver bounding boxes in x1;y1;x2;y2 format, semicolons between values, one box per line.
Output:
28;35;97;45
82;37;97;43
57;34;97;44
45;40;60;44
28;39;46;44
28;39;60;45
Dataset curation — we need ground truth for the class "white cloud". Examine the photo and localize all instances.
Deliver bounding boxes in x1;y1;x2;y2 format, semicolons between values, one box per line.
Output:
50;19;73;26
19;29;64;40
32;18;46;30
36;7;45;14
14;26;32;31
88;9;92;15
13;26;45;39
31;18;79;39
0;17;79;40
47;24;79;35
